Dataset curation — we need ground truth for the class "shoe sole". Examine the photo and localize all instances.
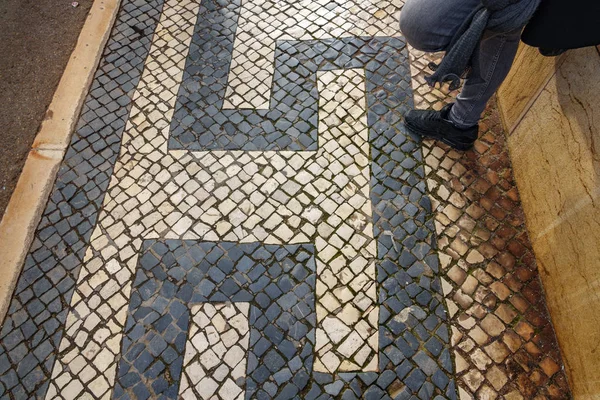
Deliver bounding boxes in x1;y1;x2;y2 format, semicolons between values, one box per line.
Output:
404;120;474;151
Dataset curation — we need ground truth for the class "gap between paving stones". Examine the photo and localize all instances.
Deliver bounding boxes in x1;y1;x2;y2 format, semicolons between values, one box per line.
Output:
0;0;121;322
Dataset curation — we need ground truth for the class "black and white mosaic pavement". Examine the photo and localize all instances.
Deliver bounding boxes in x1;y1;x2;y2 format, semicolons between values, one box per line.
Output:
113;239;455;399
0;0;458;398
168;0;319;151
0;0;166;397
114;242;317;399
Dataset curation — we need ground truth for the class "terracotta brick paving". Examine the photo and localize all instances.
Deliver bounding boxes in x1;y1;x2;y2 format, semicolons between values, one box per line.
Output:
410;47;572;399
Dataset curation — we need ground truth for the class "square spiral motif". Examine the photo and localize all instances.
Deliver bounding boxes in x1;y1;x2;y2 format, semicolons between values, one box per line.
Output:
0;0;570;398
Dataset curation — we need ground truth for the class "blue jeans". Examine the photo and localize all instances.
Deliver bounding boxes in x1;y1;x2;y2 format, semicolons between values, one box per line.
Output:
400;0;521;128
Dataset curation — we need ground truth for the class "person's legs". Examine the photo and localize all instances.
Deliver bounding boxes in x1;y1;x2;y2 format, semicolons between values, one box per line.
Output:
449;29;521;128
400;0;480;53
400;0;522;140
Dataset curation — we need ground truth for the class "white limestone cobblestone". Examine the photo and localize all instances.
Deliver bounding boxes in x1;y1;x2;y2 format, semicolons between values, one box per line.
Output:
44;0;385;395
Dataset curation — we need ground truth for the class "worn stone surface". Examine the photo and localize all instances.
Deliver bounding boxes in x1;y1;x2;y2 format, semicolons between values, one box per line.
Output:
409;46;572;399
0;0;571;399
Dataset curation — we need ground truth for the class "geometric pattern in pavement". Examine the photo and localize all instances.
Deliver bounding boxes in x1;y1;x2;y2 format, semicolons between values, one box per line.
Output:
0;0;572;399
113;242;316;400
169;0;324;152
0;0;458;398
222;0;401;110
168;0;400;151
112;241;456;399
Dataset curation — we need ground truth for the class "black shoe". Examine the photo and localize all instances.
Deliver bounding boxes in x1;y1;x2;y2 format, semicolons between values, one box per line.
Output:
404;104;478;150
539;48;566;57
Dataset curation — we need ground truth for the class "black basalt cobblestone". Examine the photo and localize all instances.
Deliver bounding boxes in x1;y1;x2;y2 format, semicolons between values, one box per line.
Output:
113;242;317;399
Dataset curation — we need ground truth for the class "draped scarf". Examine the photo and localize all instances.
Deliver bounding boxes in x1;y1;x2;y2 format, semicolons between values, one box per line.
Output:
426;0;542;90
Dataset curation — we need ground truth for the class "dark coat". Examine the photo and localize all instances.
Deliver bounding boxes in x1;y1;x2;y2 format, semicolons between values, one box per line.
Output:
522;0;600;50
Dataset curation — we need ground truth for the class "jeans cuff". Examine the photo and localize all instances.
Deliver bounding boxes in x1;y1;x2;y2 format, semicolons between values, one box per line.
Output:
449;106;478;128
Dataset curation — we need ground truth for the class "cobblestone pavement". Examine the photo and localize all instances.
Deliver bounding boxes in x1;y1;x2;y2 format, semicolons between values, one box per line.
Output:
0;0;570;399
409;49;571;399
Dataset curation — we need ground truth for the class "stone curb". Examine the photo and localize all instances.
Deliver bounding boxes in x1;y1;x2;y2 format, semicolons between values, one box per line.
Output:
0;0;121;323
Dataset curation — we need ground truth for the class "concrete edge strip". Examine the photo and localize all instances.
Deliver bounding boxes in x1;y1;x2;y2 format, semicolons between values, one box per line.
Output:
0;0;121;322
